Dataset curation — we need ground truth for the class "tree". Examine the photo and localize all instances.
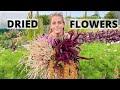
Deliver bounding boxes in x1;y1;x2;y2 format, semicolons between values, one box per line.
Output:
92;11;100;18
38;15;50;25
66;16;71;19
104;11;118;19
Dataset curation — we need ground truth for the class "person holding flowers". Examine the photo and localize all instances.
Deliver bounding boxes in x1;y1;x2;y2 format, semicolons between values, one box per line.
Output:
20;12;93;79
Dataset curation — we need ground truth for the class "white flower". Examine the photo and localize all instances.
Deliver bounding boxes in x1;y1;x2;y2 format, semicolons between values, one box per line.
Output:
118;41;120;43
106;43;110;46
87;35;89;37
111;42;114;44
114;50;117;52
115;41;120;44
14;50;17;52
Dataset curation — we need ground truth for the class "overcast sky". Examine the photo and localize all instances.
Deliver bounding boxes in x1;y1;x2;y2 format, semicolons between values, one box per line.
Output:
0;11;109;28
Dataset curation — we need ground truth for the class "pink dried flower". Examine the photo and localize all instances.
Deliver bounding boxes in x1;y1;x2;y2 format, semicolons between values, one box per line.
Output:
20;60;25;64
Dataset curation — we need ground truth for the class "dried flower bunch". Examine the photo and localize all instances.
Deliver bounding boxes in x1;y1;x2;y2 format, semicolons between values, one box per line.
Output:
49;30;94;79
24;35;54;79
20;30;93;79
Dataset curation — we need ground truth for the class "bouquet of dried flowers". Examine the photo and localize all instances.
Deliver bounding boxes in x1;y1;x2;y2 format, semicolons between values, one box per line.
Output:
49;30;94;79
19;30;93;79
18;35;54;79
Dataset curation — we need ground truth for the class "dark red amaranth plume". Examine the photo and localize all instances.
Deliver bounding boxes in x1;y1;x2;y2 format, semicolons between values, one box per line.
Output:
53;30;94;67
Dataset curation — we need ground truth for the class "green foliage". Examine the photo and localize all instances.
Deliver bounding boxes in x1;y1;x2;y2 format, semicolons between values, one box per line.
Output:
0;30;28;50
38;15;50;25
0;21;120;79
78;29;91;33
78;42;120;79
78;29;99;33
66;16;71;19
65;18;71;32
1;40;120;79
0;40;11;49
104;11;118;19
0;47;27;79
27;29;35;40
80;16;99;19
27;17;45;40
92;11;100;18
0;29;9;33
0;34;6;40
0;29;21;40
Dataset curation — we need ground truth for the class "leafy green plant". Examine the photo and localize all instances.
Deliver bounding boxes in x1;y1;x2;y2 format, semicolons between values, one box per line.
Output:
79;42;120;79
0;47;27;79
104;11;118;19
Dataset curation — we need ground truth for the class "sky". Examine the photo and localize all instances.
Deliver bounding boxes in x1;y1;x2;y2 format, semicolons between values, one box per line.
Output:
0;11;110;28
0;11;109;18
